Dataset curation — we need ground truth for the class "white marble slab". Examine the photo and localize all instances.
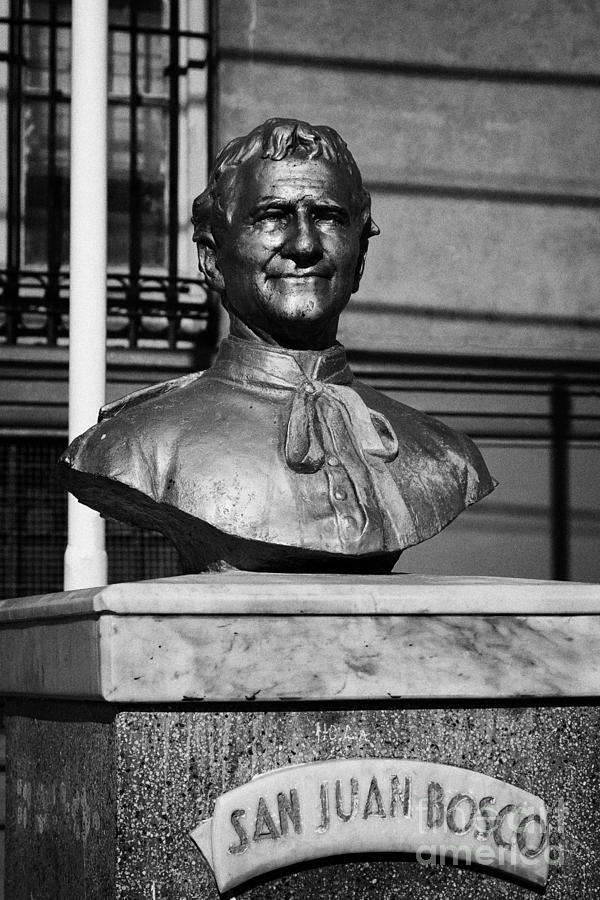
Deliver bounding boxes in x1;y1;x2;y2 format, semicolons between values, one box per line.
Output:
1;574;600;702
1;572;600;620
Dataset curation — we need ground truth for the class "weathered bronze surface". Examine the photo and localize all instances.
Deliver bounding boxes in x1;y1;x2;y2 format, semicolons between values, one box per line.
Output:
58;118;495;573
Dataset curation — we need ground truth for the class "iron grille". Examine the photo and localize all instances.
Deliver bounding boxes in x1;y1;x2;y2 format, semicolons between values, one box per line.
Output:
0;0;217;351
0;435;181;600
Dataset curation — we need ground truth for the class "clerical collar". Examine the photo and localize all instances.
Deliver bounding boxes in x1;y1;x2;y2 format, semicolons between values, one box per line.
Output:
211;313;353;387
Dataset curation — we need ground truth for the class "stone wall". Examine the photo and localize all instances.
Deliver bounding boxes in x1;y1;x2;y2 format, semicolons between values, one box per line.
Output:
6;702;600;898
216;0;600;359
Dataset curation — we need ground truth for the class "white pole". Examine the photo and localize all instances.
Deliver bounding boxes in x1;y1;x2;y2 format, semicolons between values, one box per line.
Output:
64;0;109;590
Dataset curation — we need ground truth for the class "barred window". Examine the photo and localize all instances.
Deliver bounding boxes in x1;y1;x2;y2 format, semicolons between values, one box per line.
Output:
0;0;216;350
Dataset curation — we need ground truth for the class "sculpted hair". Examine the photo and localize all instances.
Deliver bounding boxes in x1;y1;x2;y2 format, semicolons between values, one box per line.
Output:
191;118;379;254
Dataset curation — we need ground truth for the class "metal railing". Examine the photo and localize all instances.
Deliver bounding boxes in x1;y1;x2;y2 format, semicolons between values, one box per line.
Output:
0;0;218;351
0;268;217;349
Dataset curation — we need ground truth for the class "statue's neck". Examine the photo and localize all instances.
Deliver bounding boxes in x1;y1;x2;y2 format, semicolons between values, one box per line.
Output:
226;309;338;351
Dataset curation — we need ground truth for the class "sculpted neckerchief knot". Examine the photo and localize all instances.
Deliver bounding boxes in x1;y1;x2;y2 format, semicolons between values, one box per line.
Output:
284;378;399;474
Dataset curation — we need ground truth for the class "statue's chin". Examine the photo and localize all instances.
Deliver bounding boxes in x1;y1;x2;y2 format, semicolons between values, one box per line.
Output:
260;287;347;332
263;277;345;315
225;284;349;348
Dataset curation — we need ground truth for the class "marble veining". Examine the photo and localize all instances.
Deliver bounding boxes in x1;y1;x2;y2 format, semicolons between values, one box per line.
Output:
1;576;599;702
101;611;600;701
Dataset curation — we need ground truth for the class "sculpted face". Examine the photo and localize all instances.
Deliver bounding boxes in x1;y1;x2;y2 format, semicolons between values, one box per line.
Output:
212;156;364;348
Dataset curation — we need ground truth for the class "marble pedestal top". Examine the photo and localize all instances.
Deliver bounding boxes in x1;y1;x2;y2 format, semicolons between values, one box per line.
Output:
1;573;599;702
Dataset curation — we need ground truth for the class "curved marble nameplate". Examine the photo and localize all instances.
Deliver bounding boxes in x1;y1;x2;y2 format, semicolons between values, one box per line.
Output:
190;759;548;893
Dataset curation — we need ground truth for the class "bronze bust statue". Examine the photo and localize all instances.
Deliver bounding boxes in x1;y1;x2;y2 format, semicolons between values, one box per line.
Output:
59;118;495;573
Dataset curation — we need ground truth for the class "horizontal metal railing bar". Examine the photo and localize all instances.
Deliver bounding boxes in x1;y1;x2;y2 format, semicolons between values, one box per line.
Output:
471;434;600;442
351;351;600;374
0;275;208;299
424;410;594;420
0;427;67;438
0;304;210;317
3;62;208;86
355;372;600;387
0;399;66;408
20;90;175;107
0;268;205;282
0;15;209;40
385;384;599;400
362;382;599;394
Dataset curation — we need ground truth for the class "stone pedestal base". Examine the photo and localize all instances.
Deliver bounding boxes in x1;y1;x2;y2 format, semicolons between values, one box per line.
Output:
5;700;599;899
2;574;600;898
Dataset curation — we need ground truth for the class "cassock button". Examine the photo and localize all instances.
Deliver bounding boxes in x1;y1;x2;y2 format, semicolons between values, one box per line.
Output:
334;489;347;501
327;456;340;467
342;515;357;529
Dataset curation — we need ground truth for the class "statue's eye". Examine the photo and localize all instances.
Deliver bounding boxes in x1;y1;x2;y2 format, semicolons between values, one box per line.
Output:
255;208;288;223
314;207;346;225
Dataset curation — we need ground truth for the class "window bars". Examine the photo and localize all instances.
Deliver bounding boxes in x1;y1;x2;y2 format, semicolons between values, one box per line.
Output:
0;0;217;351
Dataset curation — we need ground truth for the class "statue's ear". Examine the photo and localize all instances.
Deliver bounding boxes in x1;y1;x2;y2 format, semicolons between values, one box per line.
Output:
197;239;225;295
352;217;378;292
352;251;366;293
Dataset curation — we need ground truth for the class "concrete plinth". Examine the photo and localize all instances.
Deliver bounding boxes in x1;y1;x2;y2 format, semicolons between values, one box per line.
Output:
2;574;600;898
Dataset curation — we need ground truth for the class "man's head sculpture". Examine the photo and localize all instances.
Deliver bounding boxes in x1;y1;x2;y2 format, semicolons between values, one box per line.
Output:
190;118;379;349
59;117;495;574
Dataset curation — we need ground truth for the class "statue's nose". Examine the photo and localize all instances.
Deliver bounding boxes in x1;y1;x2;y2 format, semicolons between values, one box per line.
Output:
281;211;323;264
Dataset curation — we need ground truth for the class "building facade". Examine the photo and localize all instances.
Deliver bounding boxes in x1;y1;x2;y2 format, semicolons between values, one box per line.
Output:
1;0;599;599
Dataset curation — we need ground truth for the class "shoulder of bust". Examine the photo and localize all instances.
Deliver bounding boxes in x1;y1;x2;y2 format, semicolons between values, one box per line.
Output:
352;378;496;495
99;370;206;421
353;379;459;438
59;367;232;496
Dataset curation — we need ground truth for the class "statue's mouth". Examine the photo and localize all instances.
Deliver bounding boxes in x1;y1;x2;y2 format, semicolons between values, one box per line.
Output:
271;269;333;280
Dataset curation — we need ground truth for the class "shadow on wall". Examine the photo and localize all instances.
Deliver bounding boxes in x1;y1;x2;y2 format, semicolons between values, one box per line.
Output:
400;442;600;582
